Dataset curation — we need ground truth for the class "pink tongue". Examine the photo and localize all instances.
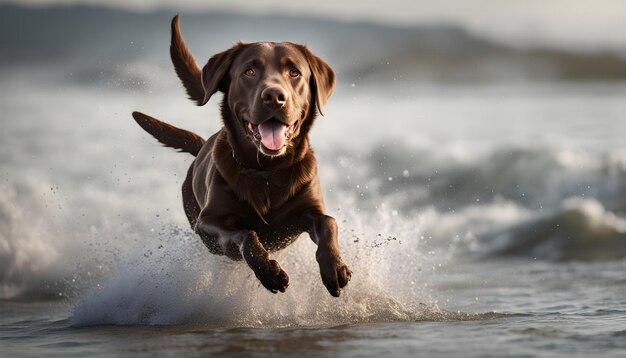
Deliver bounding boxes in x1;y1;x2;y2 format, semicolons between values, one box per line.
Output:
258;121;287;150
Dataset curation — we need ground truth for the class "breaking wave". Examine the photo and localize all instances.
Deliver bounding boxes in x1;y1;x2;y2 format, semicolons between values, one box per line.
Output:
481;197;626;261
318;141;626;261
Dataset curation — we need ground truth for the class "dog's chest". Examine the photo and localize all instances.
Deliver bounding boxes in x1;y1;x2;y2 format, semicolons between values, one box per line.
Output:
211;131;317;221
234;166;306;216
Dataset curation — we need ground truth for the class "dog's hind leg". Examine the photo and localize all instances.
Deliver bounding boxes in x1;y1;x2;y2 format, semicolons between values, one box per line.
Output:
182;164;200;228
195;216;290;294
182;164;228;255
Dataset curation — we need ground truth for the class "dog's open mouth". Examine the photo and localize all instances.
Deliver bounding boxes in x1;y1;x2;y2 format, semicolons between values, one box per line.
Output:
244;118;296;155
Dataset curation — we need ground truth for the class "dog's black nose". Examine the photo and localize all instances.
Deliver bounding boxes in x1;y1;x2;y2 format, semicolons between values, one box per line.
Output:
261;87;288;108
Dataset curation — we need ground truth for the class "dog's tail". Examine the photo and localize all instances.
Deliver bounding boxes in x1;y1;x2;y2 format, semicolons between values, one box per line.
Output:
132;111;205;157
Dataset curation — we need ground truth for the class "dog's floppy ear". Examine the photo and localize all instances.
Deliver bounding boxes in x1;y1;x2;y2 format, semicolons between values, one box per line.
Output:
200;43;244;105
170;15;205;106
297;45;336;116
170;15;243;106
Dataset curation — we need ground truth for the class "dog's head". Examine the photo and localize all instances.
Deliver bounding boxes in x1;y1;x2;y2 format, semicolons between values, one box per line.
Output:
171;16;335;157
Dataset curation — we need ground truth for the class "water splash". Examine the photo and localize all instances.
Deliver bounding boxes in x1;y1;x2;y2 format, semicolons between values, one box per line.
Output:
69;205;438;327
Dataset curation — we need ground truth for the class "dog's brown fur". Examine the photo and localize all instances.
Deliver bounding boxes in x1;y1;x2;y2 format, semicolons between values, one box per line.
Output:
132;15;351;296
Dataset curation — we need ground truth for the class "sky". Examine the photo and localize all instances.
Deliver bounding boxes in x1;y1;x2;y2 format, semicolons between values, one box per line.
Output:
4;0;626;51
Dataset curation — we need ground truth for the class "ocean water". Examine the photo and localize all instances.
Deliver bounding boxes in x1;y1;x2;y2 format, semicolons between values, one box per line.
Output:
1;68;625;357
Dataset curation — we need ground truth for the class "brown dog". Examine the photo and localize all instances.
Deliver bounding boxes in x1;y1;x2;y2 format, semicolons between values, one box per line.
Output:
131;16;351;296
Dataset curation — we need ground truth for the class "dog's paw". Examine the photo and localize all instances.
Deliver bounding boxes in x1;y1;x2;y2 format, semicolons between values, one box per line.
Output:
317;254;352;297
254;259;290;294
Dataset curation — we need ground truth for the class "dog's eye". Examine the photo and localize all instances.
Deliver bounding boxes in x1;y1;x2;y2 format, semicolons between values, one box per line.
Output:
289;68;301;78
244;68;255;77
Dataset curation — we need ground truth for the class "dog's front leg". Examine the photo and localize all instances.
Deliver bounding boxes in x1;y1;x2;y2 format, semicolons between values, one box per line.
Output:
196;217;289;293
309;214;352;297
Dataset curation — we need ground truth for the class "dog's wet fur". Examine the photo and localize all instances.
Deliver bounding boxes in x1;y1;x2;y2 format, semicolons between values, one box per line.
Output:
132;16;351;296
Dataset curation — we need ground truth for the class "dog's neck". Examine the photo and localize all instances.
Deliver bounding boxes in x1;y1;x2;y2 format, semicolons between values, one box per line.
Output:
220;99;315;172
230;149;272;180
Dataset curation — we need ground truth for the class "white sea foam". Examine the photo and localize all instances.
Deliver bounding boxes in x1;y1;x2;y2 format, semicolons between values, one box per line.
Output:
0;181;61;298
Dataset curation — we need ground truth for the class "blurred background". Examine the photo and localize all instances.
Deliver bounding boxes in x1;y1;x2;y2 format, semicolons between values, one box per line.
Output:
1;0;625;332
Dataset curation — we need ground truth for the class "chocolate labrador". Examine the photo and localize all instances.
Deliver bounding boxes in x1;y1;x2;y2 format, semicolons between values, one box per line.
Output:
131;15;351;296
